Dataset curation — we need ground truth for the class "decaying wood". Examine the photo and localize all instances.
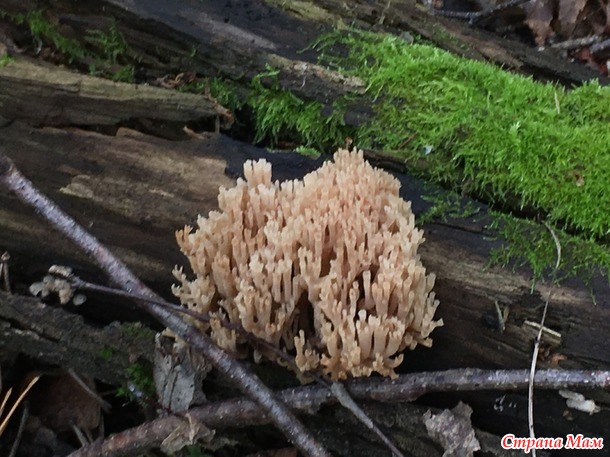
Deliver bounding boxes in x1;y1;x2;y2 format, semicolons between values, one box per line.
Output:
0;58;232;129
1;0;599;145
1;0;601;117
1;122;609;448
0;290;154;386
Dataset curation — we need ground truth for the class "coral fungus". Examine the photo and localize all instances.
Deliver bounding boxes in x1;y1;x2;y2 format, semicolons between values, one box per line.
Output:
173;149;441;380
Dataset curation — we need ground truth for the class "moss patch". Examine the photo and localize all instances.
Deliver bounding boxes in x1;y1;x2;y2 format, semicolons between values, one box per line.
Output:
249;66;351;149
315;30;610;239
1;9;137;81
206;28;610;288
488;212;610;290
312;29;610;287
205;67;353;150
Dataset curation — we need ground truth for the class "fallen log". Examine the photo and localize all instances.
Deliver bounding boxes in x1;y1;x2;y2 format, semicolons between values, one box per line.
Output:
1;0;600;141
0;122;608;455
0;58;232;131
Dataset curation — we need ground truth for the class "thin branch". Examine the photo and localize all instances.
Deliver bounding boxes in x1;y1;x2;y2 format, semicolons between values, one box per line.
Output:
331;382;404;457
589;38;610;55
528;222;561;457
0;375;40;437
432;0;532;24
550;35;600;51
69;368;610;456
8;404;28;457
62;272;404;456
0;152;330;457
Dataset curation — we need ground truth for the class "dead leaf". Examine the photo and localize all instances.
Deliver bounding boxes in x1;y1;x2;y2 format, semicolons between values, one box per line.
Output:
525;0;556;46
423;402;480;457
154;331;209;412
28;372;100;435
160;412;214;454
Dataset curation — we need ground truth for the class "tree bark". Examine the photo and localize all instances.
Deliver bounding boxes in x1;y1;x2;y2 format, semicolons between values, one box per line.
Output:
0;59;232;130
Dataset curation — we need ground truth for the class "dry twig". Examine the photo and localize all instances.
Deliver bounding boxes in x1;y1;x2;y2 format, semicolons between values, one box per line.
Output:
432;0;532;24
68;368;610;456
0;151;330;457
0;375;40;437
58;270;405;457
528;222;561;457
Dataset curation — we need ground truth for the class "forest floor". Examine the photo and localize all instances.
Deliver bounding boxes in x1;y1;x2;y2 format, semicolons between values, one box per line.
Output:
1;1;610;456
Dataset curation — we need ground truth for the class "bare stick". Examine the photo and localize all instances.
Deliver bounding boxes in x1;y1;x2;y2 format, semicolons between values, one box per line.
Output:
0;152;330;457
432;0;532;24
550;35;599;51
0;375;40;437
62;272;404;456
69;368;610;456
8;404;28;457
331;382;404;457
528;222;561;457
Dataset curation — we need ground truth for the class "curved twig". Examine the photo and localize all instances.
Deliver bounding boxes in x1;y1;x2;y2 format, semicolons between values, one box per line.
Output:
69;368;610;456
0;151;330;457
528;222;562;457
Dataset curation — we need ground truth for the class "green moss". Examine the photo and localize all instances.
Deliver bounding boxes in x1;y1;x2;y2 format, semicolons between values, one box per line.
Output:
247;65;351;149
208;77;246;110
418;190;481;225
488;213;610;294
117;360;155;401
0;54;13;66
314;30;610;238
306;29;610;287
294;145;322;158
20;10;86;62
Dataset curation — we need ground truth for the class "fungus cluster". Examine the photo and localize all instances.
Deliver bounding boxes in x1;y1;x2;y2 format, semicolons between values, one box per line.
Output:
173;149;442;380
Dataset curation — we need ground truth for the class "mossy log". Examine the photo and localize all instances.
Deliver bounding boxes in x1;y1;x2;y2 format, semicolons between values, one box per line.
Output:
0;0;602;123
0;122;609;455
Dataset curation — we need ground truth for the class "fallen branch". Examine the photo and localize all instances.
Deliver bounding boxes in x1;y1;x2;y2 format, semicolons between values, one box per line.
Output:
0;151;330;457
67;368;610;456
54;269;405;457
432;0;532;24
